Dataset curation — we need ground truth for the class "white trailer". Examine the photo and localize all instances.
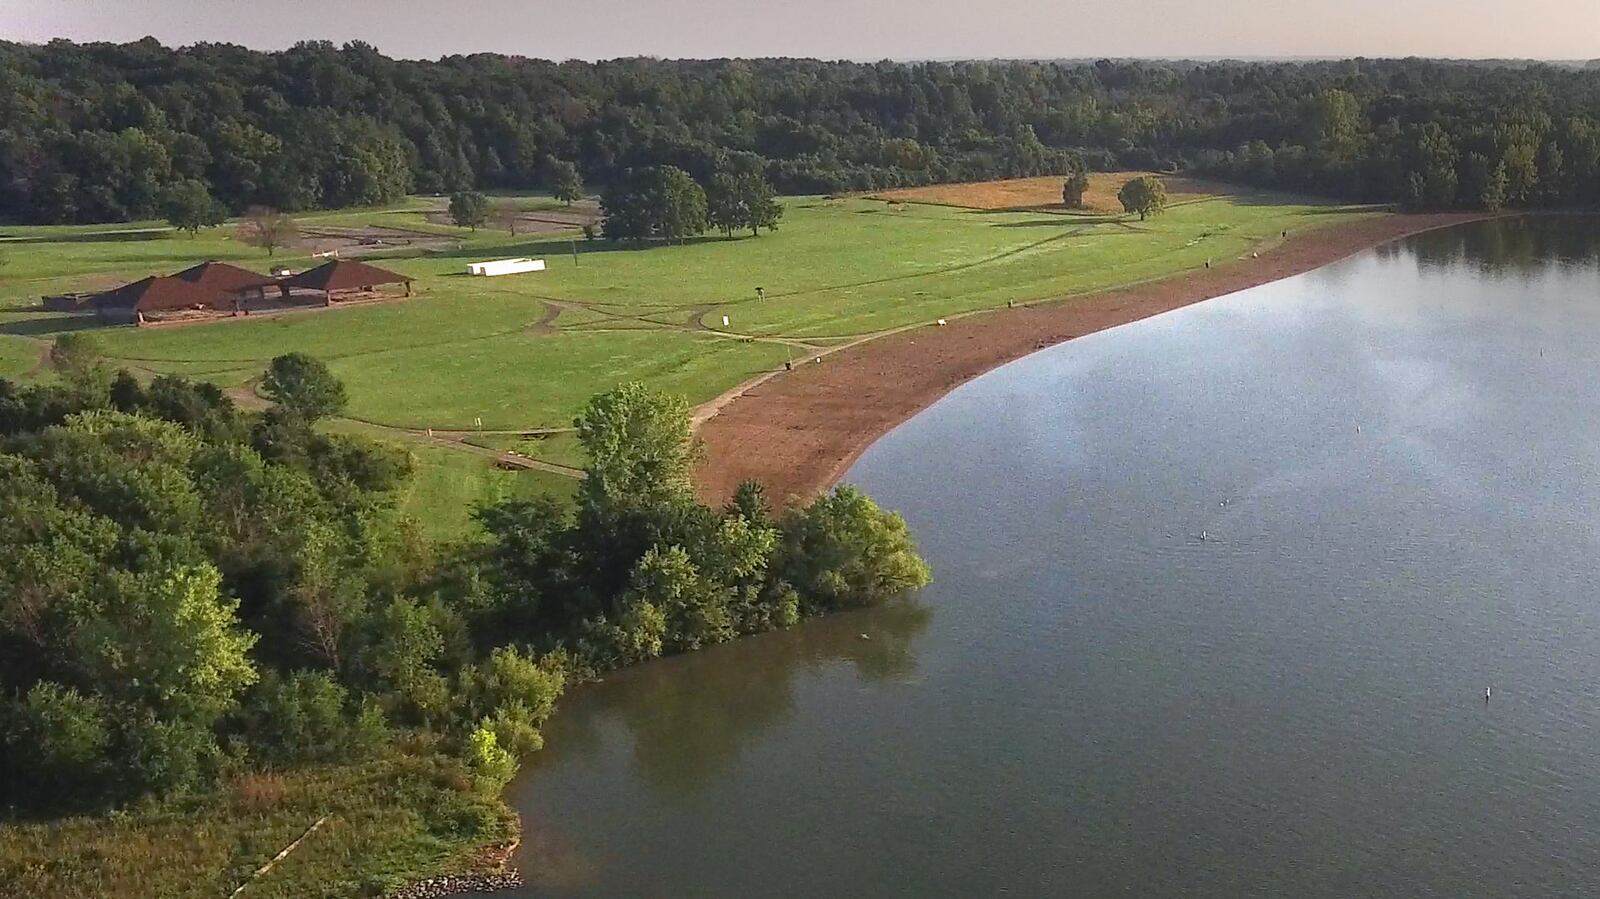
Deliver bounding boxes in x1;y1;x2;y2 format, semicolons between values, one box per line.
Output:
466;257;546;276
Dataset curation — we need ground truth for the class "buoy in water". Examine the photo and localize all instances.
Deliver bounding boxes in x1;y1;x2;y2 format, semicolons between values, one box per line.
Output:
1485;686;1492;703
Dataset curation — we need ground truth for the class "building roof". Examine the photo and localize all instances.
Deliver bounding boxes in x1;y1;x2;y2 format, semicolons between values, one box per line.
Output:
171;260;277;294
281;260;413;293
94;276;226;313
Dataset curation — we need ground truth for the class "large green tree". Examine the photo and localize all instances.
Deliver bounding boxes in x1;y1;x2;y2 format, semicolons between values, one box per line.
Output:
161;178;224;236
574;381;697;509
543;158;583;205
448;190;490;230
261;352;348;421
1117;175;1168;220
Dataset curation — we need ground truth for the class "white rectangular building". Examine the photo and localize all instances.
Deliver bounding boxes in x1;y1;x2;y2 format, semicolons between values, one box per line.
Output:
466;258;546;277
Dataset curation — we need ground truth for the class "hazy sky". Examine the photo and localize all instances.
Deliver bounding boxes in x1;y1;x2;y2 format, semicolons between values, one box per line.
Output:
5;0;1599;61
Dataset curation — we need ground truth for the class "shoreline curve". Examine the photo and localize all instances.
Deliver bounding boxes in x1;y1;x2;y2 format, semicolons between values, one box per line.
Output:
694;211;1494;505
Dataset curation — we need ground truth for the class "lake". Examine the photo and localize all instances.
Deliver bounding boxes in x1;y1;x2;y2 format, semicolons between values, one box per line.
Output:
480;217;1600;897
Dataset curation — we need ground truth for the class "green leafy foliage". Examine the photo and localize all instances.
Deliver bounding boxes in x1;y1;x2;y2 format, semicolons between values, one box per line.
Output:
6;47;1600;227
0;350;929;895
162;178;225;236
543;157;583;205
1117;175;1169;220
261;352;348;421
448;190;490;230
600;165;709;242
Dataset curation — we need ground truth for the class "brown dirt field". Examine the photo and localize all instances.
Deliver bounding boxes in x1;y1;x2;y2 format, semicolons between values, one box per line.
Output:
869;172;1216;214
694;212;1492;507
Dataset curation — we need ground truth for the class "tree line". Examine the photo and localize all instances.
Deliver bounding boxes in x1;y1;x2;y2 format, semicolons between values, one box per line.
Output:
0;340;930;813
10;41;1600;225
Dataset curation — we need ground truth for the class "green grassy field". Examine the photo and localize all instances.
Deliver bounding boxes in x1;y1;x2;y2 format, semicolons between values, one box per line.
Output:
0;184;1377;539
1;188;1373;430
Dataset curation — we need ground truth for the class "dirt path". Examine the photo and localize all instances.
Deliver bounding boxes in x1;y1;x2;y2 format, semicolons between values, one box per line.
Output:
693;212;1494;506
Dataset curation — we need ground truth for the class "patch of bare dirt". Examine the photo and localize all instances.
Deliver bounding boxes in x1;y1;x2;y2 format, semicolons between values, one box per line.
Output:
868;172;1217;214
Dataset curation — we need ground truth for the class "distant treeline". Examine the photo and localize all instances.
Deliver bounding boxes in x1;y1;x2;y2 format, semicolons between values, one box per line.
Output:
5;40;1600;223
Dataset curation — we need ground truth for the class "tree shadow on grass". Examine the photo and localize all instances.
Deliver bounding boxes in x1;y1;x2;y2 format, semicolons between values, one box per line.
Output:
427;233;746;262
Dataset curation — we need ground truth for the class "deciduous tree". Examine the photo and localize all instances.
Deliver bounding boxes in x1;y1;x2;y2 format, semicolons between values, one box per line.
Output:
162;178;224;237
261;352;348;421
1117;175;1168;220
236;206;298;257
449;190;490;230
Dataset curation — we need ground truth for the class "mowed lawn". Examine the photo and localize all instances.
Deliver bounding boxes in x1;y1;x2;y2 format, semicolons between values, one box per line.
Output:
3;185;1373;430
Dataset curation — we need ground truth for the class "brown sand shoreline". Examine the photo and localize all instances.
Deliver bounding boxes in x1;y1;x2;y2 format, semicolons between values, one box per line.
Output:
694;212;1493;505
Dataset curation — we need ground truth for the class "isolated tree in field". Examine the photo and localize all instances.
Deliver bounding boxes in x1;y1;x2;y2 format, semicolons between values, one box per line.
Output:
261;352;347;421
1117;175;1168;221
1062;158;1091;208
543;158;583;205
236;206;298;257
161;179;224;237
449;190;490;230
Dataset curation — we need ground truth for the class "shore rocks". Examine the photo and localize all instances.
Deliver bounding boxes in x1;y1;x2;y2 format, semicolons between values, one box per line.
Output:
388;869;524;898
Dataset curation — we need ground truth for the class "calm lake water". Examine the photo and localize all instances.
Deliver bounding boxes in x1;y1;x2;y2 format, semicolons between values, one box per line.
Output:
480;217;1600;897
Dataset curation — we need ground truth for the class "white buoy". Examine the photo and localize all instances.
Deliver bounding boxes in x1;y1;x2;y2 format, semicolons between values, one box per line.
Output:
1485;686;1492;702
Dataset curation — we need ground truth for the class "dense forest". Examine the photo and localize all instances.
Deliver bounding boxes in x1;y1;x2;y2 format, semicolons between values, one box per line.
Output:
4;40;1600;224
0;341;929;814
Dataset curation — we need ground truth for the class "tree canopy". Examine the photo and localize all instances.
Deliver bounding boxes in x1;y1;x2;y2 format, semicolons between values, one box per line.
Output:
161;178;224;236
1117;175;1169;220
448;190;490;230
600;165;709;243
0;357;929;817
261;352;348;421
8;43;1600;224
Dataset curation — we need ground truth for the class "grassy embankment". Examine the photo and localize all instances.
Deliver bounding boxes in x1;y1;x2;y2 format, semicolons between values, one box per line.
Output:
0;177;1376;541
0;750;514;898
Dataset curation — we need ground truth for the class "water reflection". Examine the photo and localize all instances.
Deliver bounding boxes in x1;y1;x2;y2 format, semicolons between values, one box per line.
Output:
1394;214;1600;275
514;596;930;792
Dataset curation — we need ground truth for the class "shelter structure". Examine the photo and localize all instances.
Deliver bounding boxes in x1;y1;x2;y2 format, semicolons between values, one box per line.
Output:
93;276;229;324
171;260;278;302
280;260;412;305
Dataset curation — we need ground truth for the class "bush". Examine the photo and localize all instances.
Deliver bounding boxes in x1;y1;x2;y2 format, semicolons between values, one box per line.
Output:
123;713;219;796
469;647;565;723
4;682;111;800
464;725;516;791
778;486;932;611
239;671;389;764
